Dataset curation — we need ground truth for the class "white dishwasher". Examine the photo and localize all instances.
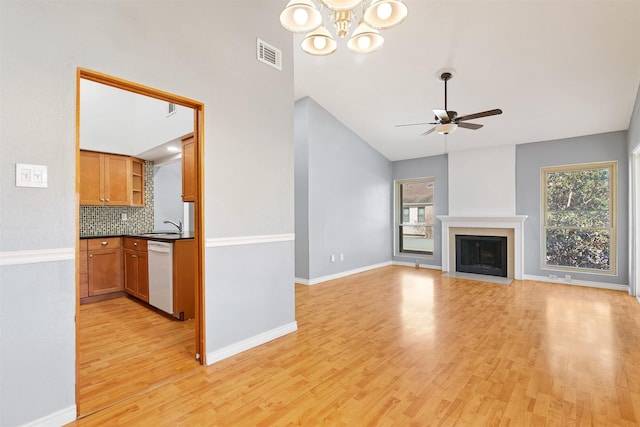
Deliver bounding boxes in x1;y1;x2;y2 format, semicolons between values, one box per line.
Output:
147;240;174;315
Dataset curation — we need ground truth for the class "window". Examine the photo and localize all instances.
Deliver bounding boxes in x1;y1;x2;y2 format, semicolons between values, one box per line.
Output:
542;161;617;274
396;177;435;255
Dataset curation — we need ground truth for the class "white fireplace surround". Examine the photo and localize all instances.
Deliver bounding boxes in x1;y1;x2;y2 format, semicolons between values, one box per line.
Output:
437;215;528;280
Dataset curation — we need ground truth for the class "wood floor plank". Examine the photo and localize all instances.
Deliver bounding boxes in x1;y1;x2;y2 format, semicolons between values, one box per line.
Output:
77;296;198;416
69;266;640;425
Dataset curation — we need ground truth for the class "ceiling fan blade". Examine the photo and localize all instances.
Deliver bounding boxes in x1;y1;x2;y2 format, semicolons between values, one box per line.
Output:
420;127;436;136
395;122;438;127
457;122;483;130
433;109;451;123
456;109;503;122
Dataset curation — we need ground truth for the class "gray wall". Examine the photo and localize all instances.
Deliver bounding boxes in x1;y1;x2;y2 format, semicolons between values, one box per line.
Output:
392;155;449;269
628;83;640;153
153;160;183;231
295;99;310;279
516;131;629;285
295;97;392;281
0;1;293;425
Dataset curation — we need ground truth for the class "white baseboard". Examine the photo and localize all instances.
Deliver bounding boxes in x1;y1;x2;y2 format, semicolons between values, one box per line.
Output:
637;295;640;304
21;404;76;427
297;261;392;286
392;261;442;270
523;274;629;292
206;321;298;365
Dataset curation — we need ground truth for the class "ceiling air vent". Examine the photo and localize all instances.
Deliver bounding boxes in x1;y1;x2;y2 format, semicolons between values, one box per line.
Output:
257;39;282;71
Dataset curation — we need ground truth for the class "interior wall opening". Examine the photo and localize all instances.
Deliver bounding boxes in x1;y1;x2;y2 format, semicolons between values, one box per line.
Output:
75;68;205;417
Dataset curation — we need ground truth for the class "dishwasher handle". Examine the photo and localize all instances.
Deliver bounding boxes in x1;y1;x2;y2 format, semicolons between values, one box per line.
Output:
147;241;172;253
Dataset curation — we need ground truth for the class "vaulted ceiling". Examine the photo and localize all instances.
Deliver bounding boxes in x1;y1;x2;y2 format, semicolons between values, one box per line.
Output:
292;0;640;161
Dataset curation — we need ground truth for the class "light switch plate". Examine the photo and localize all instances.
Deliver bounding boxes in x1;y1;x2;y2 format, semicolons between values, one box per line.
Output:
16;163;48;188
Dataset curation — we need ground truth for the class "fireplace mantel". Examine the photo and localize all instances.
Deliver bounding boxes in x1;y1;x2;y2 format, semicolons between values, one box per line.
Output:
437;215;527;279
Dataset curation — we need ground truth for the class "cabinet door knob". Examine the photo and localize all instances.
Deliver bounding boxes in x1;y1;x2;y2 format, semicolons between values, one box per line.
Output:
134;242;138;246
132;254;137;258
105;198;110;202
101;241;108;246
89;254;93;258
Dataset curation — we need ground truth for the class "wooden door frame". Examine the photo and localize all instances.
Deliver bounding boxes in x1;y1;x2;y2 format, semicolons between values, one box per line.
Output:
75;68;206;413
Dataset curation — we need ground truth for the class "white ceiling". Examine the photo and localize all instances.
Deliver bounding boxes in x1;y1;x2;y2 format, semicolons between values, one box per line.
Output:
292;0;640;161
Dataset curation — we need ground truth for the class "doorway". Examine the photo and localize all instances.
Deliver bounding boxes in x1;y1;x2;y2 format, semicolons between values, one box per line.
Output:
75;68;205;416
632;149;640;298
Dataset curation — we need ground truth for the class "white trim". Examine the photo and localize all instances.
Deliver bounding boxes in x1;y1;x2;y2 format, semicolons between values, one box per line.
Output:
206;233;295;248
637;295;640;304
206;321;298;365
0;247;74;266
392;261;442;270
437;215;527;280
523;274;628;292
20;404;76;427
298;261;392;286
294;277;310;285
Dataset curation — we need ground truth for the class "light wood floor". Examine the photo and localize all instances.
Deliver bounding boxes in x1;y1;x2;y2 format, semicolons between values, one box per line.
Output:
77;296;198;416
70;266;640;425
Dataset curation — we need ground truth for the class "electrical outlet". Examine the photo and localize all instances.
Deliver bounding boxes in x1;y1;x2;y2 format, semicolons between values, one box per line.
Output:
330;254;335;262
415;260;420;268
549;274;557;280
121;213;128;221
340;253;344;261
564;274;571;283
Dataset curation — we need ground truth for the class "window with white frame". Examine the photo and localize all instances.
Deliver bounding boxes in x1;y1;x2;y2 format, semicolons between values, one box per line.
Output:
396;177;435;255
542;161;617;274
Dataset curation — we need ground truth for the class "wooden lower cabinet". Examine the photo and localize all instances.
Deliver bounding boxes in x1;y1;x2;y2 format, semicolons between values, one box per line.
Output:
173;239;195;320
79;240;89;298
86;237;123;297
124;238;149;302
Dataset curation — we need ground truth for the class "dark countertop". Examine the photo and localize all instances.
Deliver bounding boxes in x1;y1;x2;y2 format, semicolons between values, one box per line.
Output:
80;231;195;241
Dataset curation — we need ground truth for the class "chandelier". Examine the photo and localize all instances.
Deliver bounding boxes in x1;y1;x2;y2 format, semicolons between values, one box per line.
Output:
279;0;408;55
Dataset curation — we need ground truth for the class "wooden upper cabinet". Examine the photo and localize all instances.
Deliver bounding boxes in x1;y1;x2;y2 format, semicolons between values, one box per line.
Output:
181;133;196;203
131;158;145;207
79;151;103;205
80;150;143;206
103;154;131;205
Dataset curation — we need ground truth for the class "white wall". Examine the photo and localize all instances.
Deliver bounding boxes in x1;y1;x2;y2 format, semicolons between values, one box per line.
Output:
80;79;193;156
0;2;294;425
153;160;184;230
448;145;516;216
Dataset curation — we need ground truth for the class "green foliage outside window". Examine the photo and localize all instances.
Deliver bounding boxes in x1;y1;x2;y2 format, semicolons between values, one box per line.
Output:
543;163;616;273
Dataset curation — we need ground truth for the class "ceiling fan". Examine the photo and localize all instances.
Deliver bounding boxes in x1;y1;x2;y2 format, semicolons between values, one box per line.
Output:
396;71;503;136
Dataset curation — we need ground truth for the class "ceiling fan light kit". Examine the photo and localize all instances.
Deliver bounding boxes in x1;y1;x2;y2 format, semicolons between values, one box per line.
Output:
435;123;457;135
280;0;408;55
396;70;503;138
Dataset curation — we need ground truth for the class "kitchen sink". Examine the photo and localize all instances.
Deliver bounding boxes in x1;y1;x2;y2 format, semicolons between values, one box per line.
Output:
138;232;181;237
141;231;180;235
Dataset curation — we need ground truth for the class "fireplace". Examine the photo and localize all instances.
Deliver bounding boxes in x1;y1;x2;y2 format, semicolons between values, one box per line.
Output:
455;235;508;277
437;216;527;279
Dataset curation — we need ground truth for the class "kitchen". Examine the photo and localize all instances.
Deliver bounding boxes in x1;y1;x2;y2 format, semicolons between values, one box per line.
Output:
77;77;200;415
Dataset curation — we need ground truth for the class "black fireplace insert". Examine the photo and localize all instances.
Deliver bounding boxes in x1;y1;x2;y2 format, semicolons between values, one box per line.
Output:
455;235;507;277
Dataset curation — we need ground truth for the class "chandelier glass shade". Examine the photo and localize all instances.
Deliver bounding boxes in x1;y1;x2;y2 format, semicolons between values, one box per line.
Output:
280;0;408;55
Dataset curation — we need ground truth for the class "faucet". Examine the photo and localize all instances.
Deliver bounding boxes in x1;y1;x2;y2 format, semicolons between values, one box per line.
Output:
164;219;183;234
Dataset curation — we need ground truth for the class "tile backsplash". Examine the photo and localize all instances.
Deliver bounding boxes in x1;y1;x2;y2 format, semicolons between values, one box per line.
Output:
80;161;154;237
